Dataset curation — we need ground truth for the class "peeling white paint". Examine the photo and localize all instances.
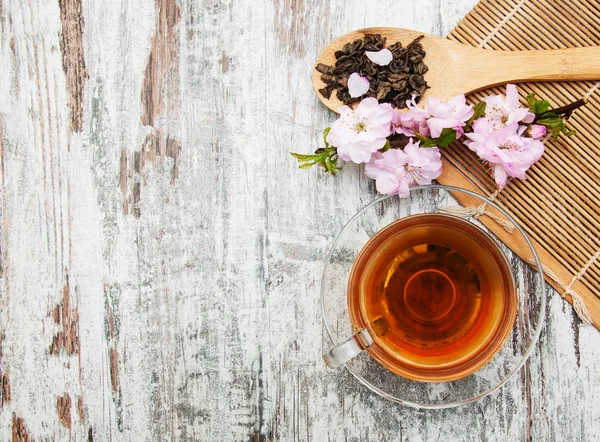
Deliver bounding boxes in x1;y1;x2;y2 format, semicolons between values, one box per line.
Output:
1;0;599;440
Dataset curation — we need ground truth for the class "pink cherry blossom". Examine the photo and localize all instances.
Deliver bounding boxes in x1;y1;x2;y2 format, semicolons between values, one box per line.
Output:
326;98;395;164
475;84;535;133
528;124;547;139
366;48;393;66
347;73;370;98
393;95;431;137
425;94;474;138
364;140;442;197
465;123;544;188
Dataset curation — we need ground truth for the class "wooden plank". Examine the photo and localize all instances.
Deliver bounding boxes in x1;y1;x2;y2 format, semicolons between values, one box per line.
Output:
0;0;598;440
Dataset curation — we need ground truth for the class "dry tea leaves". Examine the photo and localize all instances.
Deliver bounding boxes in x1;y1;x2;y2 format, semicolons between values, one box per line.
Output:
317;34;429;109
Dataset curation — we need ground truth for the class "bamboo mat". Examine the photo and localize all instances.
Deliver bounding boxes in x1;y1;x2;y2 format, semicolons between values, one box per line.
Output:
439;0;600;329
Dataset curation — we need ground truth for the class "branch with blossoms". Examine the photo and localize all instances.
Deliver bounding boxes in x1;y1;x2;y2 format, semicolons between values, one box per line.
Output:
293;83;583;197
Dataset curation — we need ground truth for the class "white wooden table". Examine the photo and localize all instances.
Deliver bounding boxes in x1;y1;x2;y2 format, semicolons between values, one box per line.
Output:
1;0;599;440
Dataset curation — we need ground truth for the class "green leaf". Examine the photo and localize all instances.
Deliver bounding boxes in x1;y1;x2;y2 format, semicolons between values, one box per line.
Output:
420;139;438;148
415;129;457;148
466;101;487;126
536;116;576;140
537;112;559;120
292;128;341;175
324;155;340;175
323;127;331;148
474;101;487;120
290;147;341;176
526;92;537;109
526;91;551;115
414;128;457;148
533;99;551;115
414;132;429;142
290;153;317;162
414;132;437;147
380;140;392;152
435;128;458;148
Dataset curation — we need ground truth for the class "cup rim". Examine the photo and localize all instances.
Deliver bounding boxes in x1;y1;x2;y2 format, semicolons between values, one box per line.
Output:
320;184;546;409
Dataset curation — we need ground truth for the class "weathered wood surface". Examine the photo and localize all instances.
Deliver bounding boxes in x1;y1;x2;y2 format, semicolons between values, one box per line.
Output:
0;0;599;440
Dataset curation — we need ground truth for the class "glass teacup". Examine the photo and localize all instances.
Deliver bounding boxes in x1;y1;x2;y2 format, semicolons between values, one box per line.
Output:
321;185;545;407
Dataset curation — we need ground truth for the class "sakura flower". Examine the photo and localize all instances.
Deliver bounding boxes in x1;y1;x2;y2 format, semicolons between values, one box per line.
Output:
365;140;442;197
326;97;395;164
393;95;431;137
347;73;370;98
475;84;535;133
366;48;393;66
465;123;544;188
425;94;474;138
528;124;547;139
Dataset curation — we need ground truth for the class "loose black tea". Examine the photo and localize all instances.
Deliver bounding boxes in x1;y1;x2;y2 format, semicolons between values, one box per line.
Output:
316;34;429;109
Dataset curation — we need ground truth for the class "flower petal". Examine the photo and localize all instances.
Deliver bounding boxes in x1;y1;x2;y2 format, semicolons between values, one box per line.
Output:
396;177;411;198
427;117;448;138
426;98;455;118
507;108;530;125
327;97;395;167
381;148;408;168
529;124;547;139
522;112;535;124
335;144;352;162
364;152;383;179
505;84;519;111
447;94;467;109
348;144;374;164
347;73;370;98
494;164;508;188
365;48;393;66
526;139;545;162
375;173;400;195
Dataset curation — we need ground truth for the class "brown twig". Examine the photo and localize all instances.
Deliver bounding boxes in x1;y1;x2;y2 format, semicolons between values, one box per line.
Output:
544;98;588;117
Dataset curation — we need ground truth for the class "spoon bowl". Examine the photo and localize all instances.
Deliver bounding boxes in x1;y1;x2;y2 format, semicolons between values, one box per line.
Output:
313;27;600;112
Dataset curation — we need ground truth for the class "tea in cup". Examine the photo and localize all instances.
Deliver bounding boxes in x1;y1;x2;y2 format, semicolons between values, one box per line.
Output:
324;213;517;382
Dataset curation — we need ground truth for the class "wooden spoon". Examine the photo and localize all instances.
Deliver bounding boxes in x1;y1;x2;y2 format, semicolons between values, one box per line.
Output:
313;27;600;112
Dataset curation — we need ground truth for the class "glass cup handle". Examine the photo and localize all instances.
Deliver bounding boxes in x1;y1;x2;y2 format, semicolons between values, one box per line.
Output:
323;328;374;368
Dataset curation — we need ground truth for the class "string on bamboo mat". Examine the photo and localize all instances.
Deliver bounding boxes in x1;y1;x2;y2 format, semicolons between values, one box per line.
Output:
477;0;527;49
584;82;599;100
439;189;516;233
527;253;597;325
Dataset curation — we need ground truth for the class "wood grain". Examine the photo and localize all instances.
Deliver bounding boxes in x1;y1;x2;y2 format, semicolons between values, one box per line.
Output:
58;0;87;132
56;393;72;429
11;417;32;442
0;0;598;440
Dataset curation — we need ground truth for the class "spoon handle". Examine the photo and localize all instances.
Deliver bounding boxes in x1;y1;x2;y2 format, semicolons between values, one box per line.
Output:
460;46;600;95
